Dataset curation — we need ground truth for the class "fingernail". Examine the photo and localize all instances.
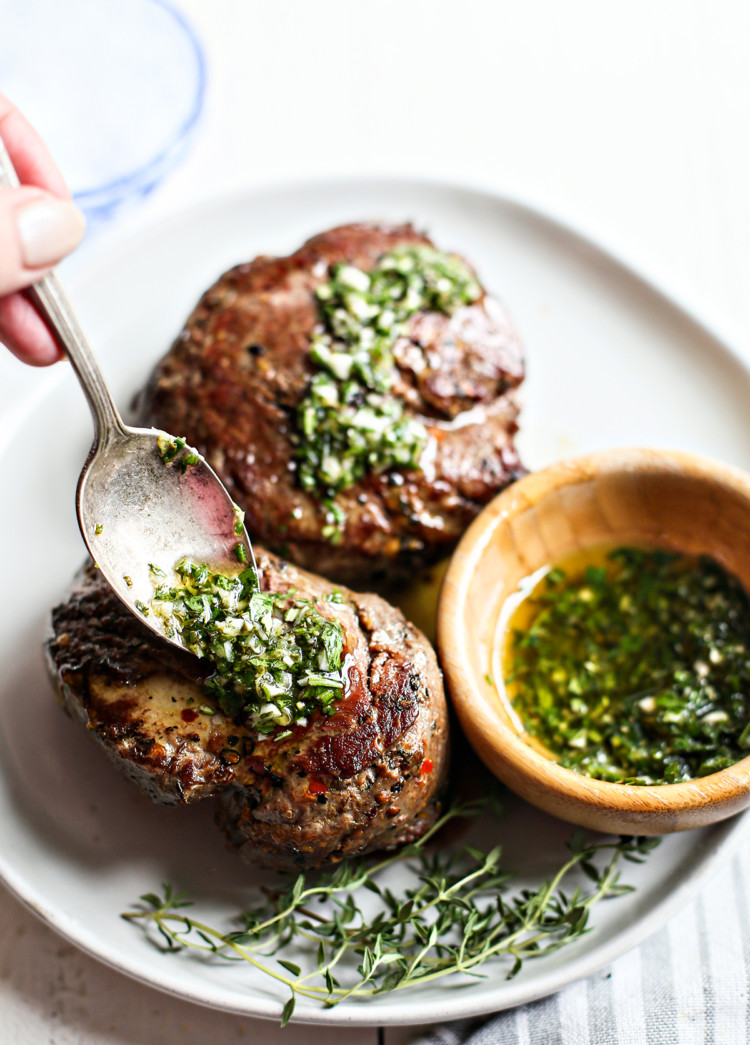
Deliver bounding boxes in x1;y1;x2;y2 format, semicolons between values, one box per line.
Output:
16;197;86;268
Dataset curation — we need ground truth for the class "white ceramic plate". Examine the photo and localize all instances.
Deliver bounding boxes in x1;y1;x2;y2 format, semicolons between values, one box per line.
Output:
2;179;750;1027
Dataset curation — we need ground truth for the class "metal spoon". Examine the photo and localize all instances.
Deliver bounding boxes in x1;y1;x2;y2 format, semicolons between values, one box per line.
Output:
0;139;255;648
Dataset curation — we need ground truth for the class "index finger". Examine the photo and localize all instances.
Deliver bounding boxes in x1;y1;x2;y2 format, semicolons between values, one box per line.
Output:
0;93;70;199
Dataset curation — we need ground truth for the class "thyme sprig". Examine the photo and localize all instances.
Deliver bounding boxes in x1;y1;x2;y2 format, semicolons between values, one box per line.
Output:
123;798;659;1025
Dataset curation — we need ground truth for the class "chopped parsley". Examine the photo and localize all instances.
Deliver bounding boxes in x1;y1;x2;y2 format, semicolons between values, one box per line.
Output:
233;504;245;536
506;547;750;785
296;245;481;534
157;433;201;473
148;559;347;734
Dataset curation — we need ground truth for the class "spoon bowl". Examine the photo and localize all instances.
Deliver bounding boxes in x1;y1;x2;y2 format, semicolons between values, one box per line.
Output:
0;138;254;648
79;425;251;621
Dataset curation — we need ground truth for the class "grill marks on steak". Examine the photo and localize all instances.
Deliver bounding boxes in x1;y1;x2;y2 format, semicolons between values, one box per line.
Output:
137;222;525;583
46;553;448;870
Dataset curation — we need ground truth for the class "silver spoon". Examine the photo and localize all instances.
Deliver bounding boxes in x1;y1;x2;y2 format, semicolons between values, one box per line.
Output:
0;139;255;648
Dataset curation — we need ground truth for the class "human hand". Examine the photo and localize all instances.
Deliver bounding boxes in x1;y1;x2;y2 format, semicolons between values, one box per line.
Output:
0;94;86;366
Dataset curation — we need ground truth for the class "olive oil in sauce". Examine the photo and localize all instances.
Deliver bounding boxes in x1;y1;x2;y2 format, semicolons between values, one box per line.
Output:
498;546;750;785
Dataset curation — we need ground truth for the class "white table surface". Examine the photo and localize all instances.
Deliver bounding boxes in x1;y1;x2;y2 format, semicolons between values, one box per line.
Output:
2;1;750;1041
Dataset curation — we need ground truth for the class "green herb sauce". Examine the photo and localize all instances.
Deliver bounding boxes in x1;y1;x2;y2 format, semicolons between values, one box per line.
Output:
157;433;201;473
232;504;245;536
147;560;347;734
504;547;750;784
296;245;481;538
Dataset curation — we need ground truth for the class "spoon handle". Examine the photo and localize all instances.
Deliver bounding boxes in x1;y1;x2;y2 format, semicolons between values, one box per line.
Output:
0;136;125;441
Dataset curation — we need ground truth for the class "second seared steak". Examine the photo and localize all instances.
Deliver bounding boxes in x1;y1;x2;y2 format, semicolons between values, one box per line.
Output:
137;222;525;584
46;551;448;871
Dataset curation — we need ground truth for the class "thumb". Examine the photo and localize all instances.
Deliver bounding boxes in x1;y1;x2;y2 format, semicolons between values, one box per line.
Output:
0;186;85;295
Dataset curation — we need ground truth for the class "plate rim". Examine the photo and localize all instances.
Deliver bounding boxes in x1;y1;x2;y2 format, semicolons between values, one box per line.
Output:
2;173;750;1026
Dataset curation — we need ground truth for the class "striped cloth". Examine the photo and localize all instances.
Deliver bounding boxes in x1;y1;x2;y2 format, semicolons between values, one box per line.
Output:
413;838;750;1045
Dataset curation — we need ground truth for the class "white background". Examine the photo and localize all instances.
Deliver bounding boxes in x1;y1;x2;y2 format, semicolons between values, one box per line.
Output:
2;1;750;1041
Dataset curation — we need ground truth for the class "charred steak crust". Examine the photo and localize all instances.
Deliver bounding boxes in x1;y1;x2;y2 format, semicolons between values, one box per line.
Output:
46;553;448;870
136;222;525;583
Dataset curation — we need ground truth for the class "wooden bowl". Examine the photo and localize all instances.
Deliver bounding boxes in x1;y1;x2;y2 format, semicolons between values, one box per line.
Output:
437;448;750;834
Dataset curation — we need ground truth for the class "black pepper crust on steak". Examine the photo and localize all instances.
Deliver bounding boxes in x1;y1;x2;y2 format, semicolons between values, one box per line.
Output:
136;222;525;584
46;552;448;872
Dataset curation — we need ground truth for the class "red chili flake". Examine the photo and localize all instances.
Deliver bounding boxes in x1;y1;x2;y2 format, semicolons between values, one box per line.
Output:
306;777;328;797
181;709;199;723
420;758;434;775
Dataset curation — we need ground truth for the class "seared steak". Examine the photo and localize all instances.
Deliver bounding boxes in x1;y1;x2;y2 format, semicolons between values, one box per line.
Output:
137;223;525;584
46;551;448;871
